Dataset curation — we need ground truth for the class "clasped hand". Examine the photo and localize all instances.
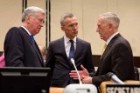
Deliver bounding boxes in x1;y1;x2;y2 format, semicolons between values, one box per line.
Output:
69;65;93;84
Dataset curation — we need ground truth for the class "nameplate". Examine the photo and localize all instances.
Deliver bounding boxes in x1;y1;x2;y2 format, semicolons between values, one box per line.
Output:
106;84;140;93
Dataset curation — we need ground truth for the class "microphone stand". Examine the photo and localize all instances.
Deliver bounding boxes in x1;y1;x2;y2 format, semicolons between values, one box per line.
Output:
71;58;82;84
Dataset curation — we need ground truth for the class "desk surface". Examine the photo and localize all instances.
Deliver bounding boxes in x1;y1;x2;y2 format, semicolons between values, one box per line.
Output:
50;87;64;93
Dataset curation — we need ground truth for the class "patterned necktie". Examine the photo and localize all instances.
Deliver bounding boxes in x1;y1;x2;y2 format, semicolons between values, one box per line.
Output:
30;35;42;63
102;43;107;53
30;35;34;42
69;40;75;59
30;35;38;52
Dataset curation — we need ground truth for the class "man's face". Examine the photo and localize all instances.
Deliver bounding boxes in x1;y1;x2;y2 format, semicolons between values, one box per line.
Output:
61;17;78;39
96;17;110;41
27;12;45;35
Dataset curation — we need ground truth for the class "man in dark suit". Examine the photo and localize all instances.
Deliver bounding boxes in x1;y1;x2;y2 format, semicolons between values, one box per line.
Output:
46;13;95;87
70;12;135;87
4;6;45;67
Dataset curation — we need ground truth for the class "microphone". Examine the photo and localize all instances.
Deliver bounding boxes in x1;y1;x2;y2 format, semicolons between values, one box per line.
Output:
70;58;82;84
63;58;98;93
108;72;124;84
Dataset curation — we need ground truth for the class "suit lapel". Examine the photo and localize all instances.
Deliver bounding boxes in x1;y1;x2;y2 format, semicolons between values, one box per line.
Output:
61;37;68;59
97;34;121;75
32;41;43;64
101;34;121;59
75;38;81;59
58;38;74;68
19;27;43;65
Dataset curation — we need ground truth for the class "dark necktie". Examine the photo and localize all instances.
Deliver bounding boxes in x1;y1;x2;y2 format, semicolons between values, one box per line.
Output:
30;35;42;63
69;40;75;59
30;35;35;42
30;35;38;51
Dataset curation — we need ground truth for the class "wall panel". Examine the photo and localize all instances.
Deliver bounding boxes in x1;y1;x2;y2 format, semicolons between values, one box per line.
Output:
0;0;22;51
51;0;140;56
1;0;140;56
51;0;72;40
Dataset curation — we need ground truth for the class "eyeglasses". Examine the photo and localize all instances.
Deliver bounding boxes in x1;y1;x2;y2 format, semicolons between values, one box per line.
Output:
30;15;45;24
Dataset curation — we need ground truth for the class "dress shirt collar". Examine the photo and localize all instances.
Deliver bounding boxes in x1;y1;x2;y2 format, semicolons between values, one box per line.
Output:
21;26;32;36
106;32;119;45
64;35;76;44
64;36;76;58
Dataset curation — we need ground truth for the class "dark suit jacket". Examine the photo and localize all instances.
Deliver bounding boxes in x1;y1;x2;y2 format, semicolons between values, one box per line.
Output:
92;34;135;86
4;27;43;67
46;37;95;87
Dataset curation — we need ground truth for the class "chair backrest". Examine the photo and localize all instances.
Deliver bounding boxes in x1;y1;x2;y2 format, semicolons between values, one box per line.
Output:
134;66;139;80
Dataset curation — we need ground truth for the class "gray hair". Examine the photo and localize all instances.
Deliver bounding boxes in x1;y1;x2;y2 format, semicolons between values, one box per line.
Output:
60;13;75;26
22;6;45;22
99;12;120;28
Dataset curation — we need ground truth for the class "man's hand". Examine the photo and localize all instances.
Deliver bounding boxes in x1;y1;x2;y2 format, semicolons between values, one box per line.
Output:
82;76;93;84
69;65;89;80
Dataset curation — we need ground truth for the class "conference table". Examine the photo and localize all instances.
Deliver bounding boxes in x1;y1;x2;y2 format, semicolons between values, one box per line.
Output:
49;80;140;93
50;87;64;93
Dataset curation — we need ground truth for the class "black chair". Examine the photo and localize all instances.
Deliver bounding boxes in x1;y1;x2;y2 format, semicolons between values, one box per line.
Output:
134;66;139;80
